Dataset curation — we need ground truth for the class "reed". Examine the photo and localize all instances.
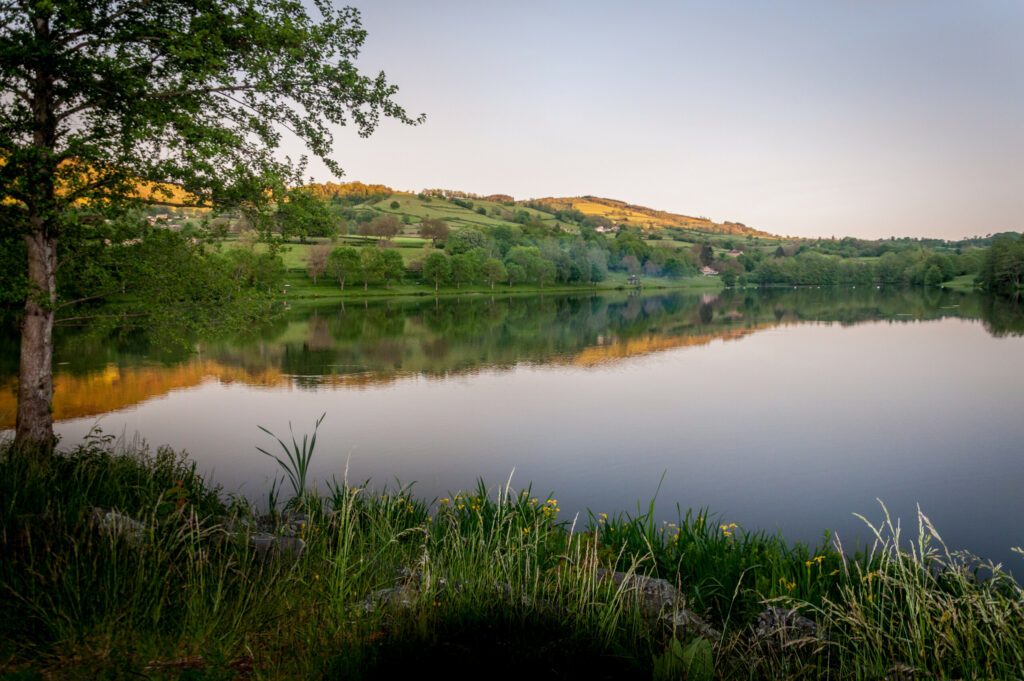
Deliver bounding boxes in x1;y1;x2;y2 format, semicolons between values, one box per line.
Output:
1;436;1020;679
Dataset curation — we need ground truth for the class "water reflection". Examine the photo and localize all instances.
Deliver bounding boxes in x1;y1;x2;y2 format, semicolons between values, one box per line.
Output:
2;287;1021;427
2;287;1023;569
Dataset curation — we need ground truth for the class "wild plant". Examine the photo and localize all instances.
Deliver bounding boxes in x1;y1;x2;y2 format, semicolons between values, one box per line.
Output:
256;412;325;510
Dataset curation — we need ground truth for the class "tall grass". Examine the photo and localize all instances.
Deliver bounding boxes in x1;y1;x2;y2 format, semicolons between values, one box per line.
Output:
1;436;1021;679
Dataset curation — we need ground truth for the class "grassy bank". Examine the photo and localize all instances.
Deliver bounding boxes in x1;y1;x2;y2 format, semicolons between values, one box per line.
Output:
280;269;723;300
1;436;1021;679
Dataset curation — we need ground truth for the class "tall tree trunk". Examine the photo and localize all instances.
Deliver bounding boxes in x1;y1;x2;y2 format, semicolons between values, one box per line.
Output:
16;11;58;448
16;229;57;446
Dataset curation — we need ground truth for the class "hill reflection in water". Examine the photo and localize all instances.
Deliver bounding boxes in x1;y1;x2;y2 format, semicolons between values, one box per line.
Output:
1;287;1021;428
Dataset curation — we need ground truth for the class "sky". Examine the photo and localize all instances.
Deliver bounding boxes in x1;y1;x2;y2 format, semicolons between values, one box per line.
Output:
296;1;1023;240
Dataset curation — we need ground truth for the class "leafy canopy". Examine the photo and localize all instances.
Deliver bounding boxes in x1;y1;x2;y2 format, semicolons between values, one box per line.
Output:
0;0;423;221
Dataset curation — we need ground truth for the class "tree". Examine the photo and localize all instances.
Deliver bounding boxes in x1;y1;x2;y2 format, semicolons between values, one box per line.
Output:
0;1;422;446
422;251;450;291
506;262;526;287
483;258;507;289
379;249;405;288
698;243;715;266
446;227;490;255
450;250;483;288
418;217;449;246
306;244;330;284
277;189;336;243
326;246;360;290
979;235;1024;296
358;248;384;290
389;200;400;210
360;213;401;244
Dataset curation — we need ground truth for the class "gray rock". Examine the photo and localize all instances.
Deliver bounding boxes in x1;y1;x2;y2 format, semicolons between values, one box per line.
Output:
248;532;305;562
596;568;679;618
90;508;146;544
275;536;306;559
249;532;278;557
883;663;917;681
752;606;818;644
596;569;719;639
660;606;720;640
280;511;310;537
362;584;417;613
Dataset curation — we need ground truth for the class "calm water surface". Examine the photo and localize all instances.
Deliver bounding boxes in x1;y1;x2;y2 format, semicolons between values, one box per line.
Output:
3;288;1022;569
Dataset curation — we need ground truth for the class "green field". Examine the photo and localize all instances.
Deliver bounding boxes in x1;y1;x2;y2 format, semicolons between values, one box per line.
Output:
279;268;721;300
365;193;565;232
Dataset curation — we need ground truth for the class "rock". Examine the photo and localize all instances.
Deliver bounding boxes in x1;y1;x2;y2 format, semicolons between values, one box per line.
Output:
752;606;818;646
596;568;678;618
249;532;278;557
90;508;146;544
883;663;917;681
275;536;306;559
660;607;720;640
248;532;305;562
280;510;310;536
596;569;719;639
362;584;417;613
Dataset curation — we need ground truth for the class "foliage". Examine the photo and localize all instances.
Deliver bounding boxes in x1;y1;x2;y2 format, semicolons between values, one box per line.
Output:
306;244;331;284
256;413;326;509
978;234;1024;296
0;0;422;443
2;438;1021;678
276;189;337;243
446;227;491;256
326;245;361;290
418;217;450;245
482;258;507;289
422;251;451;291
360;213;402;242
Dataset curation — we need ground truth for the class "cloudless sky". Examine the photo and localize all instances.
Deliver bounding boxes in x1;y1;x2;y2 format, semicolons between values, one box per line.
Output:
297;1;1023;240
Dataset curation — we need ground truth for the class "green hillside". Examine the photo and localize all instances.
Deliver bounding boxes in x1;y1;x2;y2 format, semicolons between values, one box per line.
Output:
300;182;777;239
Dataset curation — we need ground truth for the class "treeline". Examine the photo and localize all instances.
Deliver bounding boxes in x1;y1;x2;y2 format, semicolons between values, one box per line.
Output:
725;249;966;288
1;215;284;337
301;181;395;205
305;224;702;292
411;224;703;286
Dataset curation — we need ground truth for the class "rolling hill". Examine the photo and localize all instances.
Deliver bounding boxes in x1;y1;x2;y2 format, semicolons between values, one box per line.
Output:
140;177;778;240
299;182;776;239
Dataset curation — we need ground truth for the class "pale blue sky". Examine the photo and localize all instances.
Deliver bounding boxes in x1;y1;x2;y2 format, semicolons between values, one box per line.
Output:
299;1;1023;239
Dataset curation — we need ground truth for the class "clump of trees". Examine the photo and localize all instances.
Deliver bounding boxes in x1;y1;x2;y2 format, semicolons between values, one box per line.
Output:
742;249;959;288
358;214;402;243
978;234;1024;296
276;189;338;242
419;218;450;246
321;245;405;290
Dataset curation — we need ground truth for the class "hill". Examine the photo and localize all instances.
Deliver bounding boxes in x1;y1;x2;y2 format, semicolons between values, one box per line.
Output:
296;182;777;239
529;195;772;237
129;176;777;240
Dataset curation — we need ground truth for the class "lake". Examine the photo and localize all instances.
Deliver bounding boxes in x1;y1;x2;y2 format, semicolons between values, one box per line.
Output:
3;287;1023;570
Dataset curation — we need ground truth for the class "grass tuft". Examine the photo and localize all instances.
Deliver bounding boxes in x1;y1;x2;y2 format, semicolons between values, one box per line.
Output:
1;437;1020;679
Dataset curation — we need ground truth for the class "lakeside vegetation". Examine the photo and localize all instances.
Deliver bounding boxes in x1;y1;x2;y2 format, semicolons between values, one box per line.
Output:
1;436;1021;679
122;180;1024;304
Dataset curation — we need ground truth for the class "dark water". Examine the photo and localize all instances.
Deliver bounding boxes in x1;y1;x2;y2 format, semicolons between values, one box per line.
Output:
4;288;1023;570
